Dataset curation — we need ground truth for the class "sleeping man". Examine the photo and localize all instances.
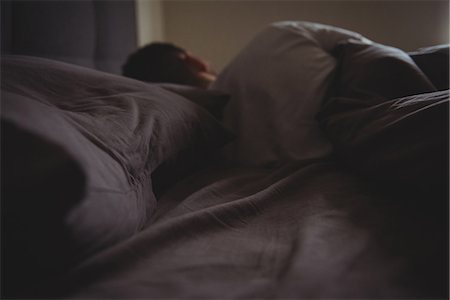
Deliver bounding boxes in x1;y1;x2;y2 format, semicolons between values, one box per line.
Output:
122;42;216;89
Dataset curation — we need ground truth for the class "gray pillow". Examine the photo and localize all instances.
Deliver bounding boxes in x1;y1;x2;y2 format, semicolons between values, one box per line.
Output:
331;39;437;103
158;83;230;121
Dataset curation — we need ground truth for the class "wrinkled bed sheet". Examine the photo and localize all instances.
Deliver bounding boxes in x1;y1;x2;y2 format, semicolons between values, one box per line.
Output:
64;22;447;299
66;159;446;299
4;22;445;299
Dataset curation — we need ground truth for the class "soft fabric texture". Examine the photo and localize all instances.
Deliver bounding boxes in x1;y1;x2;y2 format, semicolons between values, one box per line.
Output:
1;119;87;298
319;38;443;196
213;21;372;166
1;55;232;293
408;44;449;91
147;84;232;197
332;39;437;103
65;160;447;299
2;21;448;300
319;90;449;197
158;83;230;120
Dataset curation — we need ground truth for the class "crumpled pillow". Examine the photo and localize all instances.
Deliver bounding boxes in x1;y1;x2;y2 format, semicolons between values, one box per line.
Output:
331;39;437;103
213;21;373;166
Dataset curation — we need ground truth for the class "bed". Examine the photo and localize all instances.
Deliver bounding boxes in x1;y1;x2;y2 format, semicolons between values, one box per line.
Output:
1;21;448;299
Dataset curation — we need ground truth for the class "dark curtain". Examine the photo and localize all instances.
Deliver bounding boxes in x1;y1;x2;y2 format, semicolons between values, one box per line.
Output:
1;0;137;74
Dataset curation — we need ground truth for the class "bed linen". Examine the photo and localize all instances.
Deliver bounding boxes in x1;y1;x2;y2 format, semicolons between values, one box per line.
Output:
319;90;449;197
64;92;448;299
211;21;372;166
63;23;446;299
1;55;232;297
1;21;448;299
65;159;447;299
408;45;449;91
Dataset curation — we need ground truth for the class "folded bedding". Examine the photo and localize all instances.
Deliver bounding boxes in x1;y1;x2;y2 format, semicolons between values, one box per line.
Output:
66;160;447;299
1;55;232;297
2;118;86;297
212;21;366;165
317;36;448;198
319;90;449;198
331;38;436;101
212;21;440;166
1;21;448;299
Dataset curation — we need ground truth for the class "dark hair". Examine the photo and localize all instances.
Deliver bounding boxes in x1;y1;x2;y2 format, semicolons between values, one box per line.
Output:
122;42;190;84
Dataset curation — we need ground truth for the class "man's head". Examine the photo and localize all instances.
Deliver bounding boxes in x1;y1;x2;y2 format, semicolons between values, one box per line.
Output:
122;42;216;89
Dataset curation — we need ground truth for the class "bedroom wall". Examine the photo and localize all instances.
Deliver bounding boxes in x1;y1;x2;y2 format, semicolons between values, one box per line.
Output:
161;0;449;72
136;0;164;46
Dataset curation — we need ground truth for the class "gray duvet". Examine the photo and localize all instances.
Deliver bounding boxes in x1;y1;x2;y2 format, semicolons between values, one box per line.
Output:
67;158;446;298
1;21;448;299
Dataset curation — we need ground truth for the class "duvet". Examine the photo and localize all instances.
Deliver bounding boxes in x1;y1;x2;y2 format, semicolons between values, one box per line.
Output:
1;22;448;299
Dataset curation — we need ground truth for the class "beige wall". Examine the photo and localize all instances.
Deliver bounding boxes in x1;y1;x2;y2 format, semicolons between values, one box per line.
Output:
136;0;164;46
159;0;449;72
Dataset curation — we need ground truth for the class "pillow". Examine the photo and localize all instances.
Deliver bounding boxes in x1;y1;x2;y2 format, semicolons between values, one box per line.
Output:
158;83;230;120
320;40;444;196
331;39;437;103
1;55;232;296
318;90;449;197
408;45;449;91
212;21;374;166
